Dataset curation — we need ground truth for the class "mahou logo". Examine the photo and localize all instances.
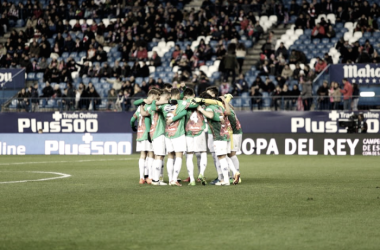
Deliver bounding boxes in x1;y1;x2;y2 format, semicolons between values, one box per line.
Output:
343;65;380;79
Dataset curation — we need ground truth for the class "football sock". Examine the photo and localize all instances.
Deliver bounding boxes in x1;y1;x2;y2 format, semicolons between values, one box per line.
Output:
144;158;149;176
219;158;230;183
160;161;164;178
147;157;154;179
172;157;183;182
226;156;238;175
200;152;207;176
196;152;201;175
212;153;223;180
167;158;174;183
139;159;145;179
186;154;195;182
230;155;240;172
153;159;162;181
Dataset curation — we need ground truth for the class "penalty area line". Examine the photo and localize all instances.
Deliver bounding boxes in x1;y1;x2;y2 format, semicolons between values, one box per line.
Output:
0;158;137;166
0;171;71;184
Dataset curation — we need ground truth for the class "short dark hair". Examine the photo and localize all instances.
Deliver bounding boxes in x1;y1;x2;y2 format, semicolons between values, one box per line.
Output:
171;88;180;96
161;90;171;97
183;87;194;97
199;92;213;99
148;89;161;96
163;83;172;89
206;86;219;97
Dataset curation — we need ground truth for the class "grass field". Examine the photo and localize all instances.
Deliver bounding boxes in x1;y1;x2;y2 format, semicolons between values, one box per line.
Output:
0;155;380;250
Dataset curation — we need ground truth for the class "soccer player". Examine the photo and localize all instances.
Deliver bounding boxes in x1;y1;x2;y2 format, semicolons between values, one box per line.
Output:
227;103;242;182
139;89;171;186
130;104;154;184
171;88;207;186
196;93;240;185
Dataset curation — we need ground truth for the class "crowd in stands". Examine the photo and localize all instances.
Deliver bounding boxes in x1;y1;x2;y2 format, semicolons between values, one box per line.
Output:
1;0;379;112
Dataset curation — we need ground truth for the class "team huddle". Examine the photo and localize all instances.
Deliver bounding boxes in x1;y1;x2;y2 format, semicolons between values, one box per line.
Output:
130;85;243;186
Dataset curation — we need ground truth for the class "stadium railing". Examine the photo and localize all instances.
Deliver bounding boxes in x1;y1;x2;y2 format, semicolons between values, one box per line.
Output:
1;95;379;112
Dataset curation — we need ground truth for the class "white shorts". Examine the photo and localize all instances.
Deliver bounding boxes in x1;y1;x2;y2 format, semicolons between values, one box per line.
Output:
213;140;231;156
152;135;166;156
136;140;153;152
232;134;242;152
165;135;187;153
186;132;207;152
208;133;214;153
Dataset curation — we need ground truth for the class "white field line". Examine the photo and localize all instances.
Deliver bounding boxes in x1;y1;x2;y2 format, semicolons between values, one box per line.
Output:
0;158;137;166
0;171;71;184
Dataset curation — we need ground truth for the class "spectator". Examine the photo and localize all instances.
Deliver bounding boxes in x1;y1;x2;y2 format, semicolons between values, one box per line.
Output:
281;64;293;79
138;61;150;77
326;25;336;38
291;84;300;107
275;42;289;60
65;82;75;111
17;88;30;112
29;83;39;112
123;89;131;111
352;83;360;111
94;46;107;62
260;77;276;93
249;86;263;110
41;81;54;98
317;80;330;110
132;84;146;98
115;90;124;111
99;62;113;78
315;58;327;74
149;51;161;67
272;85;282;111
329;81;341;110
232;74;249;96
220;81;231;95
136;46;148;60
299;71;313;111
236;43;246;74
340;78;353;110
107;88;117;110
311;23;325;39
106;77;123;91
88;87;101;111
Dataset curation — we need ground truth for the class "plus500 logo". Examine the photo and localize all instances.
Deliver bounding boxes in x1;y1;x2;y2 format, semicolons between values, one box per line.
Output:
45;140;131;155
18;119;98;133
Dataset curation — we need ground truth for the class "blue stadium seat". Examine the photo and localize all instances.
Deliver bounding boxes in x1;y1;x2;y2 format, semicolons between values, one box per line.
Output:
322;38;329;44
312;38;321;44
59;83;66;89
303;40;311;45
27;73;36;81
62;52;69;59
69;52;78;58
83;78;90;84
79;51;87;58
36;72;44;80
304;29;312;36
242;97;251;108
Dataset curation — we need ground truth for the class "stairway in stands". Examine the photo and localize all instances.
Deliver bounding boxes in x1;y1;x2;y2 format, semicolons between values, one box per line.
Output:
184;0;288;77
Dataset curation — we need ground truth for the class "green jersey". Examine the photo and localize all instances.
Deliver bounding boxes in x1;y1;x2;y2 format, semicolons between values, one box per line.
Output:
228;109;243;134
146;102;166;140
185;109;206;137
205;105;230;141
159;100;189;139
131;106;151;141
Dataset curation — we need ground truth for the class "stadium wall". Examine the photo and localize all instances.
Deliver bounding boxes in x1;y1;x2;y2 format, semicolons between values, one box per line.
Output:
0;111;378;155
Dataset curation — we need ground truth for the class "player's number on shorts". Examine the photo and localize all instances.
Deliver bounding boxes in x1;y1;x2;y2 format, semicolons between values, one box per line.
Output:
190;112;198;123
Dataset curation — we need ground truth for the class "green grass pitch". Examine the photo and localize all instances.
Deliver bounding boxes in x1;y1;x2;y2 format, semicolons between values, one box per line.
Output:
0;155;380;250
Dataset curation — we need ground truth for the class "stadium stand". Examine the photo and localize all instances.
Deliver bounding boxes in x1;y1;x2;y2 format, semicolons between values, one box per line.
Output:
1;0;380;111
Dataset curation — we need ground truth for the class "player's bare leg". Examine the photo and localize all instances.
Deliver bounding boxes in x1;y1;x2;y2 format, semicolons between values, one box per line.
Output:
228;151;241;184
